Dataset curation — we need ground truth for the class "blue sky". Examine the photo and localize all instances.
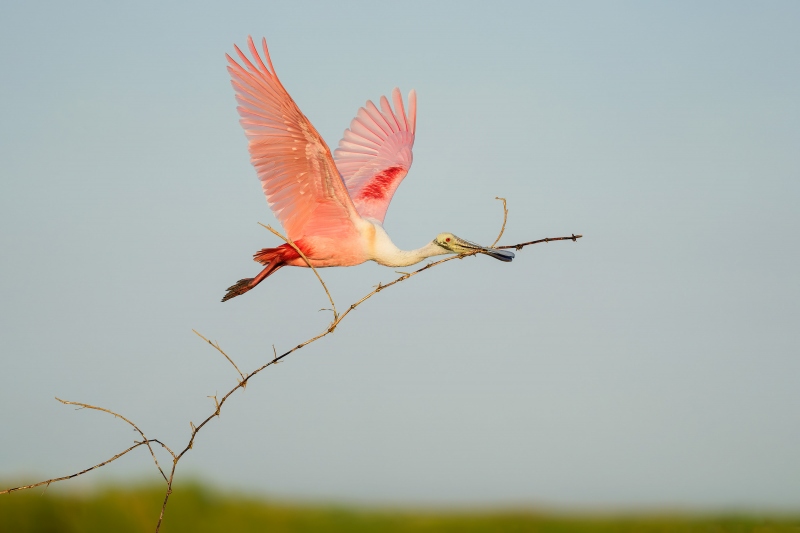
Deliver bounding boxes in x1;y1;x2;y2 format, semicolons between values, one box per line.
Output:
1;1;799;509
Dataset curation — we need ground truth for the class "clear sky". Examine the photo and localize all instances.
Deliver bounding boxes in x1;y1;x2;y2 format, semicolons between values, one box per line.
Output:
1;0;798;510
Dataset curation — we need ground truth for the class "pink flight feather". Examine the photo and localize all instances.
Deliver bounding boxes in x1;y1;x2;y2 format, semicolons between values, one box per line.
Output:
334;88;417;223
226;36;361;241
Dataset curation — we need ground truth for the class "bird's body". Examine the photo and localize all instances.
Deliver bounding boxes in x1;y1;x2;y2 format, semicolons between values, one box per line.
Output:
222;37;512;302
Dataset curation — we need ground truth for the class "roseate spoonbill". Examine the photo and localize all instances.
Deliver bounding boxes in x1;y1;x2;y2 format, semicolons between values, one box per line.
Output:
222;37;514;302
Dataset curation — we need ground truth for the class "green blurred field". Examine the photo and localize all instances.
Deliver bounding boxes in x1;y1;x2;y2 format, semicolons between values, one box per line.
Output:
1;482;798;533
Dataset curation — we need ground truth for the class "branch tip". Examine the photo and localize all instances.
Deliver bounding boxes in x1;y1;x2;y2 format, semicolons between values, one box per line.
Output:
491;197;508;248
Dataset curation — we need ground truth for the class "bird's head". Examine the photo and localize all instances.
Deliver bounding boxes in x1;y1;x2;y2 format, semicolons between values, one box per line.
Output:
433;233;515;262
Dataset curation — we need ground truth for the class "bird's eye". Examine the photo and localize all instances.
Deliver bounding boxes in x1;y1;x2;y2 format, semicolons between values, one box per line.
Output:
445;237;451;242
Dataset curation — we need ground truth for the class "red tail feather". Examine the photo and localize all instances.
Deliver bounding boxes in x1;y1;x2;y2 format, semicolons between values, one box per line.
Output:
253;243;301;265
222;245;292;302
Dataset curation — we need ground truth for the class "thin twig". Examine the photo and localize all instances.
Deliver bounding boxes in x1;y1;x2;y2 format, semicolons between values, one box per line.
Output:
154;466;176;533
497;234;583;250
192;329;246;383
490;197;508;248
0;441;150;495
55;398;173;482
259;223;338;321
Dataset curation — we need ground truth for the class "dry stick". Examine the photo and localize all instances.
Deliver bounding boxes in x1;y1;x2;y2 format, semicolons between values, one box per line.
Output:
490;197;508;248
2;202;582;533
0;441;151;495
191;329;246;384
0;401;175;511
54;398;174;483
154;465;177;533
497;234;583;250
259;222;338;321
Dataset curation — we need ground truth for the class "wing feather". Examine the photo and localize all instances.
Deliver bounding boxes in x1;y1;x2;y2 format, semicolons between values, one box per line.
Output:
342;130;381;150
228;37;361;240
333;88;417;224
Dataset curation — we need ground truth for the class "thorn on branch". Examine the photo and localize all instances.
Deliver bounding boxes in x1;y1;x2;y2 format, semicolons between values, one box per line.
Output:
208;394;221;416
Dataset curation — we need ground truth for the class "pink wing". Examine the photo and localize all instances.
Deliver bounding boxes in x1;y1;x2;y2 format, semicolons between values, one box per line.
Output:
333;88;417;224
227;37;362;241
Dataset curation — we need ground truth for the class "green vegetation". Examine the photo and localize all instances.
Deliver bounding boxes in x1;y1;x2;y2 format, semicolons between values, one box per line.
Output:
1;482;797;532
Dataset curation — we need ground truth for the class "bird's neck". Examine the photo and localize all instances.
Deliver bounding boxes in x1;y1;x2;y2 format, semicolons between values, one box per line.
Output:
367;223;448;267
382;242;448;267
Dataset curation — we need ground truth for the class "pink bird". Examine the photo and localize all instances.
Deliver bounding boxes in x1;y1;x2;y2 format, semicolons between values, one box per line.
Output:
222;37;513;302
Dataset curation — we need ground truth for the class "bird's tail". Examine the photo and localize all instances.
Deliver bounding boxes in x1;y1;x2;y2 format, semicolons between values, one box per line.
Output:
221;278;255;302
221;247;288;302
253;244;292;265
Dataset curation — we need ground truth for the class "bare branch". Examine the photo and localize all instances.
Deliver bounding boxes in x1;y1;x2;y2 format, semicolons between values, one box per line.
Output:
154;465;176;533
497;234;583;250
2;198;582;533
169;221;584;470
55;398;172;482
259;223;338;321
490;197;508;248
0;441;150;495
192;329;246;383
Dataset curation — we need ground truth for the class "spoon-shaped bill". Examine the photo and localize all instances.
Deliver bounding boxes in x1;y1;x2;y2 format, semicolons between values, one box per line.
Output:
436;234;515;262
482;248;515;262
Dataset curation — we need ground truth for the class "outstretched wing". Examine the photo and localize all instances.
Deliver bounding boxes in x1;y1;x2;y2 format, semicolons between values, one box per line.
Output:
333;88;417;224
227;37;362;241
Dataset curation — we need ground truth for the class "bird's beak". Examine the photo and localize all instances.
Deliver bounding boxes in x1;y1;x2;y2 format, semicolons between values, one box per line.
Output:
438;235;515;262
